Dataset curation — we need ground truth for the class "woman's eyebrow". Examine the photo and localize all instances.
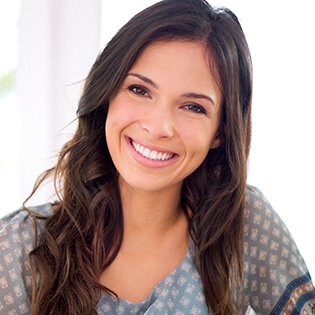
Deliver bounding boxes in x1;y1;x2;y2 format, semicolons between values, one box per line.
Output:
182;92;216;107
127;72;159;89
127;72;215;106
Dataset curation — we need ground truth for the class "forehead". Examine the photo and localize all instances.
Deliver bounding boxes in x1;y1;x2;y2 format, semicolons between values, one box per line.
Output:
133;40;209;69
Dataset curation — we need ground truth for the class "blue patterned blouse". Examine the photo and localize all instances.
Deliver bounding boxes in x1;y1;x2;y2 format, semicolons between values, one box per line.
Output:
0;186;314;314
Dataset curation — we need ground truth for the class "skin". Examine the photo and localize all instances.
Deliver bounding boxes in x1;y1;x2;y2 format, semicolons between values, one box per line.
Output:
101;40;222;303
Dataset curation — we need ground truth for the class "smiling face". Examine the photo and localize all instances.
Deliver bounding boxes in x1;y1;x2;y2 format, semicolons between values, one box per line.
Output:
105;40;222;194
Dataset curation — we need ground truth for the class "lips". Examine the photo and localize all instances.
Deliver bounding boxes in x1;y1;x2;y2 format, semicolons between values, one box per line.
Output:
131;139;174;161
125;136;179;167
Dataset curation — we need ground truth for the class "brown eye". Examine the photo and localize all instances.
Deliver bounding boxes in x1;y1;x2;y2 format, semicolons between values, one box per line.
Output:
129;85;149;97
184;104;206;114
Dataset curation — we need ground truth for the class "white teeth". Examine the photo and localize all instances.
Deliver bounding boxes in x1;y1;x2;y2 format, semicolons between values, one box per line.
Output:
139;145;144;155
131;140;174;161
143;148;150;158
149;150;158;160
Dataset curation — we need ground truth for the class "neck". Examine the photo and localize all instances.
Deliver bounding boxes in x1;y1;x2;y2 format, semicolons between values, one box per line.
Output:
119;179;188;251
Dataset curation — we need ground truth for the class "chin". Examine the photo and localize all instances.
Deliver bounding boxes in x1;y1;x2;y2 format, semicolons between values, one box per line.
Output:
119;175;183;194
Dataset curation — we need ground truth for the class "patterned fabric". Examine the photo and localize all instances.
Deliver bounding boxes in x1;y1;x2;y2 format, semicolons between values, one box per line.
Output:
0;204;52;314
95;246;209;315
0;186;314;314
240;187;315;314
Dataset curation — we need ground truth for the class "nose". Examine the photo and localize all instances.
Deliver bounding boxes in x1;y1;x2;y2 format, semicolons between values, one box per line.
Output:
140;103;174;139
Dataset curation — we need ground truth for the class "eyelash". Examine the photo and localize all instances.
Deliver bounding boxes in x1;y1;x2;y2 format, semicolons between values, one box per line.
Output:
128;85;149;97
183;104;206;114
127;85;206;114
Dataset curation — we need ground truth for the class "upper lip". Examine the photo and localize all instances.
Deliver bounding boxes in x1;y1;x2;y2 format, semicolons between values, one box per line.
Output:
126;136;178;155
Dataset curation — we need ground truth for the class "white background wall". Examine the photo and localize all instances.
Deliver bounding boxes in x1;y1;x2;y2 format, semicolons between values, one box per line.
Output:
0;0;314;276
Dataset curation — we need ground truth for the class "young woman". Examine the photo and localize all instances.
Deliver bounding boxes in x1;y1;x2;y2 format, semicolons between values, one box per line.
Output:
0;0;314;314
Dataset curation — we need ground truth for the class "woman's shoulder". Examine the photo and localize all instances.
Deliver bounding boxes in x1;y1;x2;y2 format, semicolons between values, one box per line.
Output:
243;185;300;257
244;185;288;235
0;203;53;314
243;184;304;272
0;202;53;272
242;186;315;314
0;203;53;242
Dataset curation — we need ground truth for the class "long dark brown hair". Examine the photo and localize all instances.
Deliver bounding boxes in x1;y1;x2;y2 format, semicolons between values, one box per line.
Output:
26;0;252;314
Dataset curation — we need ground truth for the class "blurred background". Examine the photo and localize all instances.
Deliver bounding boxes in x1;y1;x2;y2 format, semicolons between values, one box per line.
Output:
0;0;314;276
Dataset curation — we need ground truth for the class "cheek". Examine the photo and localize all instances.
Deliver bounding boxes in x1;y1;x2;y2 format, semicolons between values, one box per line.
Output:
106;97;143;132
178;123;215;157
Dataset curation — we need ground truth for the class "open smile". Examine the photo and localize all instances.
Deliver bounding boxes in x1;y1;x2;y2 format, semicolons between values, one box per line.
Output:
131;139;174;161
126;136;179;167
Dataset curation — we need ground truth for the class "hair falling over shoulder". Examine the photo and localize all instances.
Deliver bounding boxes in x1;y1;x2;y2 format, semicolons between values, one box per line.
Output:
26;1;252;314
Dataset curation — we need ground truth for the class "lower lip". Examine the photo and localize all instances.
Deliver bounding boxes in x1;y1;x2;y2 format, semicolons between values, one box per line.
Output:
125;137;179;168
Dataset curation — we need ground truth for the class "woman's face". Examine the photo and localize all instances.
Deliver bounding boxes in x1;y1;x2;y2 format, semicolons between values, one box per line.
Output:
106;40;222;193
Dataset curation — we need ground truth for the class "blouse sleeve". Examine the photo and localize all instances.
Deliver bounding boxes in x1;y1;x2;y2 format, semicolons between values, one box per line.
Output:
241;186;315;315
0;204;51;314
